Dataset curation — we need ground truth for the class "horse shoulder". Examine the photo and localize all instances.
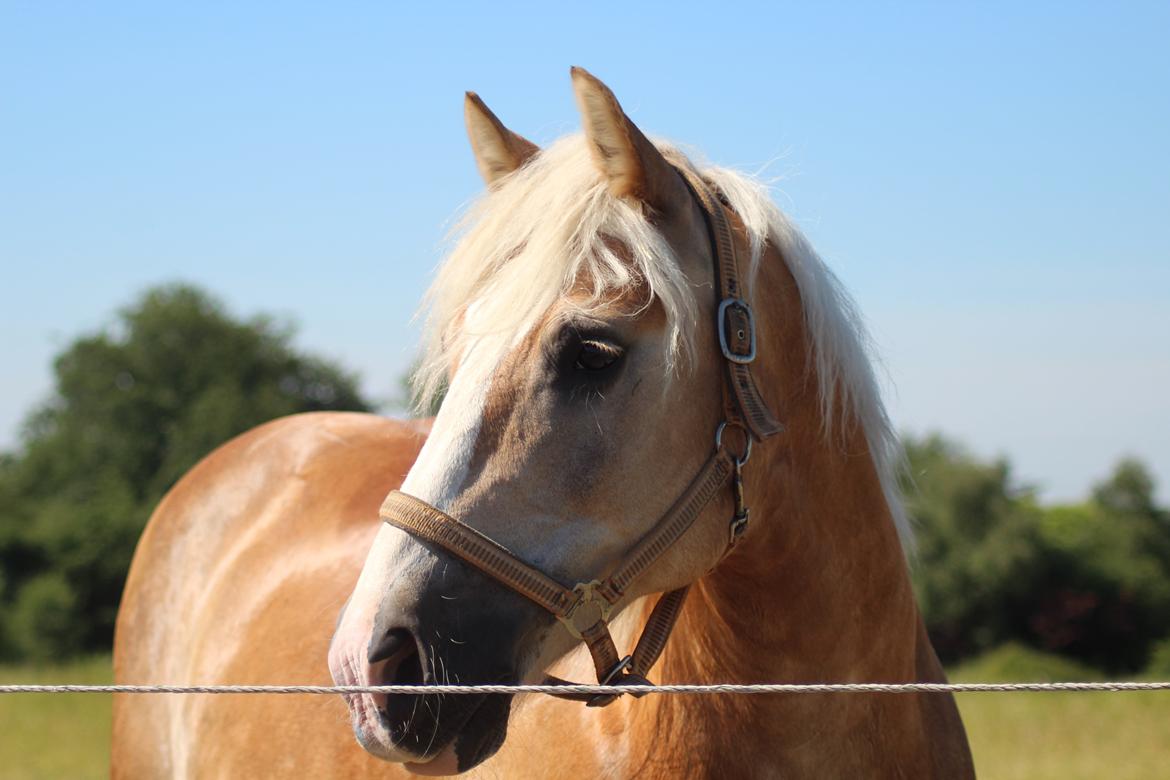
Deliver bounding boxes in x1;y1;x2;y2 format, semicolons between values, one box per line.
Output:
112;411;430;779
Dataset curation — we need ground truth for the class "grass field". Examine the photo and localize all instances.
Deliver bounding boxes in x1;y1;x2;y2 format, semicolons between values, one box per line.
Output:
0;657;111;780
1;648;1168;778
950;645;1170;779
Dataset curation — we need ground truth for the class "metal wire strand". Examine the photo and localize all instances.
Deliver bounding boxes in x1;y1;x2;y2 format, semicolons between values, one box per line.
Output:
1;682;1169;695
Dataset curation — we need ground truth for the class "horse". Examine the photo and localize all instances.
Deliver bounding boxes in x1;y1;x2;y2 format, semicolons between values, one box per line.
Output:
112;67;974;778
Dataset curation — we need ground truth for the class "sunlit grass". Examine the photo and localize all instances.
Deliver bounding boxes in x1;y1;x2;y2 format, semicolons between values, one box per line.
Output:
0;656;111;780
951;644;1170;780
956;690;1170;780
0;647;1168;778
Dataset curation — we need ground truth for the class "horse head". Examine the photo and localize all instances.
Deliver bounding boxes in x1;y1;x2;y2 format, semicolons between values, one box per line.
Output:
328;67;912;774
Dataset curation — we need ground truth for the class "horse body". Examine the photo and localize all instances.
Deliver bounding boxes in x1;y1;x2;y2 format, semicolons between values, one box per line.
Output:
114;68;973;777
113;407;968;778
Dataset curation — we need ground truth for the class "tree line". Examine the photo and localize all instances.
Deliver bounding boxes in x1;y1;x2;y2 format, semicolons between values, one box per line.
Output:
0;285;370;659
1;283;1167;674
905;436;1169;673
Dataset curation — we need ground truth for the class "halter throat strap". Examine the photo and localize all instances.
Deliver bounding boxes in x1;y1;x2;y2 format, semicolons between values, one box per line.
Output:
379;168;780;706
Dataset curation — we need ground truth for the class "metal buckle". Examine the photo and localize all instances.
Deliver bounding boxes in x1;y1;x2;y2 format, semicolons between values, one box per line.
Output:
557;580;614;639
717;298;756;364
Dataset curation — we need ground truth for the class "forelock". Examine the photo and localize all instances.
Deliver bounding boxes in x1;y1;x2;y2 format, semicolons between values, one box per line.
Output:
413;135;699;409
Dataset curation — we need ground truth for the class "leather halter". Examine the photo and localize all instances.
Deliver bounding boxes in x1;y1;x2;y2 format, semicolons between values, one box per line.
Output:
379;166;782;706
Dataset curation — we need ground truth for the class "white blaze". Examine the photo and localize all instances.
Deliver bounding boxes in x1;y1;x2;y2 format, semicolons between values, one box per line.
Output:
328;333;504;736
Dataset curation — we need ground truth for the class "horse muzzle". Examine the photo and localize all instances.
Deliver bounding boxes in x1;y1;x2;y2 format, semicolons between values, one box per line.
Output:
329;540;550;773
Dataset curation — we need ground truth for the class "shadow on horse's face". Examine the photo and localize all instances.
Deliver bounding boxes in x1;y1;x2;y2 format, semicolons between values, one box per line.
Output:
329;70;735;774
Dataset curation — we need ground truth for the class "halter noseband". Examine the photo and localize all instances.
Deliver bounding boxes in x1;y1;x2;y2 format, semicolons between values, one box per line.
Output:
378;167;782;706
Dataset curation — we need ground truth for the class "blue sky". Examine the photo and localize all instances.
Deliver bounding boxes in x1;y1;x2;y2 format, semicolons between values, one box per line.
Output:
2;2;1168;502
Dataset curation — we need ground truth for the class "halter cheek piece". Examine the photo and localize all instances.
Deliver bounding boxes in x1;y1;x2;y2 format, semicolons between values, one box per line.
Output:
379;167;782;707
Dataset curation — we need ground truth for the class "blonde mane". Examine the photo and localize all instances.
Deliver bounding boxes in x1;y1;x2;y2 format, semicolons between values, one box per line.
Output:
414;134;912;549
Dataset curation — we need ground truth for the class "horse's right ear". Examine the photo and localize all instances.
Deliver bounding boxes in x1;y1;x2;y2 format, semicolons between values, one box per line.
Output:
464;92;539;188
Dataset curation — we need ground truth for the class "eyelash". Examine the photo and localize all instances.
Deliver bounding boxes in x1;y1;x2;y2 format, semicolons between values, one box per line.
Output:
575;340;622;371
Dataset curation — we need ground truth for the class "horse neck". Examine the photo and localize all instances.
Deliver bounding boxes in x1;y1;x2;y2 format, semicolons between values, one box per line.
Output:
620;251;940;773
666;414;919;687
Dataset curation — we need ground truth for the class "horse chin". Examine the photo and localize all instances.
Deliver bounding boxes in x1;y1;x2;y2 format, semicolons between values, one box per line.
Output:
355;691;511;774
432;692;512;773
405;752;461;776
401;713;509;775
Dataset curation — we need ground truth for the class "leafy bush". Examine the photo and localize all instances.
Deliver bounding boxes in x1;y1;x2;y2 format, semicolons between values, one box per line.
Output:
1031;501;1170;671
0;284;372;660
948;642;1104;683
8;573;78;661
907;434;1170;673
1146;637;1170;677
903;434;1047;660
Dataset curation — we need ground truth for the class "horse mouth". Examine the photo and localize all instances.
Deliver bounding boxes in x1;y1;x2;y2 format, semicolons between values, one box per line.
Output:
375;686;512;771
394;690;511;774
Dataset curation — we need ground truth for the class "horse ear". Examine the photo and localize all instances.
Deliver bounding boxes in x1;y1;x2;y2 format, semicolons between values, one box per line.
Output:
464;92;539;188
570;66;689;215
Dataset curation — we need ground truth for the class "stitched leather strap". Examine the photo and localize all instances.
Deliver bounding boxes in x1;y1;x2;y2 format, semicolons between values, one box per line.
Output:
675;167;783;440
381;449;733;688
380;492;631;684
629;585;690;678
597;450;734;603
379;491;575;616
542;586;689;706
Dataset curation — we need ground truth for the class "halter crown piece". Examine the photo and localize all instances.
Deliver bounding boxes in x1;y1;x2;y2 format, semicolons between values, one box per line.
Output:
379;166;782;707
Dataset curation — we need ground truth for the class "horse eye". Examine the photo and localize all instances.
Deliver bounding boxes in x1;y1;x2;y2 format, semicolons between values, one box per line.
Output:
574;340;621;372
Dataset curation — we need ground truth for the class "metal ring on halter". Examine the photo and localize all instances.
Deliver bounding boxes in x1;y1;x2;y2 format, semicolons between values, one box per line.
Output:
714;421;752;465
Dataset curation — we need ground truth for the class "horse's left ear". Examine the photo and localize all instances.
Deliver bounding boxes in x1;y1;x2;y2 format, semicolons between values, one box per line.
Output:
570;67;690;216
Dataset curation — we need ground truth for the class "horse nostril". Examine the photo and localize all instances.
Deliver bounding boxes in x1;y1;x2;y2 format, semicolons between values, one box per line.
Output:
366;627;424;714
368;627;413;664
386;643;423;687
378;634;427;733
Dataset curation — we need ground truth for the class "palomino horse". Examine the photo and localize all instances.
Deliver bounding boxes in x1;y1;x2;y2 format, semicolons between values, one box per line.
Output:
112;68;974;778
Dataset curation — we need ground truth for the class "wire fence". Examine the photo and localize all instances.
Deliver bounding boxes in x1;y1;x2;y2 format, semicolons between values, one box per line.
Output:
2;681;1170;696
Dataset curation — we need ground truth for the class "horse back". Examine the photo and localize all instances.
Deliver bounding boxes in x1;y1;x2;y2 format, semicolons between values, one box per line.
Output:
111;411;429;779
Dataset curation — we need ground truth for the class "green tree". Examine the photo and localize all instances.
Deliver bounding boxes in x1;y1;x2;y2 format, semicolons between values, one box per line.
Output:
0;284;372;659
903;433;1046;662
1093;458;1161;519
1031;459;1170;670
906;434;1170;673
